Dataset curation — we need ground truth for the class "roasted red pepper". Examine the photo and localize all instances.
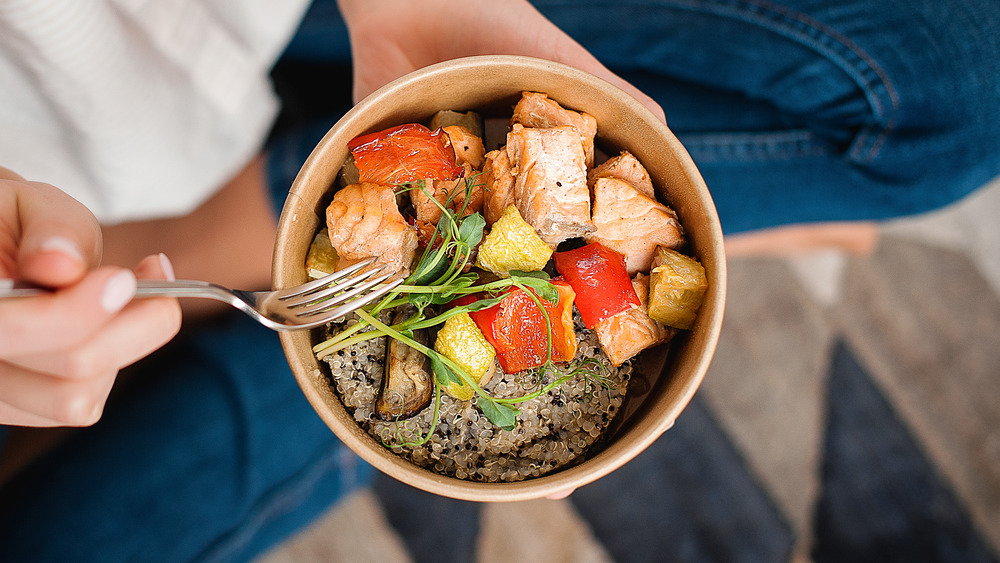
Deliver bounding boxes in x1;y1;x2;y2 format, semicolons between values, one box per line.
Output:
553;242;640;328
468;281;577;374
348;123;464;185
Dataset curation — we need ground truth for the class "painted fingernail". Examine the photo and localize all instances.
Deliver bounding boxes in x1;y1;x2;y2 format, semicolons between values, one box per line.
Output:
101;270;136;313
39;236;85;264
158;253;176;281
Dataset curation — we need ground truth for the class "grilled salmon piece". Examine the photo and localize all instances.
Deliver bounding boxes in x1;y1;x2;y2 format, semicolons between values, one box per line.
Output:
589;151;656;199
483;149;516;226
586;177;684;274
506;124;594;247
326;182;418;275
511;91;598;167
594;274;674;366
443;125;486;170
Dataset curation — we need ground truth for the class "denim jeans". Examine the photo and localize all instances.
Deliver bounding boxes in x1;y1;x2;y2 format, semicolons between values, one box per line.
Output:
2;0;998;561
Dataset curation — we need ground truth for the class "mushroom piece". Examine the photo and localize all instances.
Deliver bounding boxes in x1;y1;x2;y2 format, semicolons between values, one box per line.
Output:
375;307;433;420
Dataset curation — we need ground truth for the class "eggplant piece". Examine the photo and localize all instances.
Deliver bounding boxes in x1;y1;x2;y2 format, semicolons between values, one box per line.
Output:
375;308;433;420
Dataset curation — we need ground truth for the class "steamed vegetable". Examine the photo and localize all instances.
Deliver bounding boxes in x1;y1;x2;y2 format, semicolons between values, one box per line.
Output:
552;242;640;328
469;281;577;374
475;204;553;276
647;246;708;330
348;123;464;185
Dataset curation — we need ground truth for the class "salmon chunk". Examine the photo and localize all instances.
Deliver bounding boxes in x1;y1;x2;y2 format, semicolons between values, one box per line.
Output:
594;274;674;366
326;182;418;275
410;176;485;226
482;149;515;226
511;91;598;167
443;125;486;169
589;151;656;199
586;177;684;274
505;124;594;247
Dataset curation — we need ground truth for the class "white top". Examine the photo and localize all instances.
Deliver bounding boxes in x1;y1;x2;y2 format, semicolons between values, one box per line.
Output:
0;0;311;223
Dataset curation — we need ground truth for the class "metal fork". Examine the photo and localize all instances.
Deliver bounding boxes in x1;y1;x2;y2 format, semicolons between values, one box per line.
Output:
0;257;402;331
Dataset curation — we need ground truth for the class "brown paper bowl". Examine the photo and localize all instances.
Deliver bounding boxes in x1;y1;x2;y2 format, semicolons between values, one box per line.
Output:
272;55;726;502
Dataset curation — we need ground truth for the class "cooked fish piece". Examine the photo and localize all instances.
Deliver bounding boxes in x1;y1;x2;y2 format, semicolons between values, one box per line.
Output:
589;151;655;199
586;177;684;274
505;124;594;247
483;149;515;226
410;176;485;227
594;274;674;367
326;182;418;275
443;125;486;170
511;91;598;167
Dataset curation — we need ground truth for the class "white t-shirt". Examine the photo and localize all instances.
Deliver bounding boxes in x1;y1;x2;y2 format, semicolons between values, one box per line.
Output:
0;0;311;224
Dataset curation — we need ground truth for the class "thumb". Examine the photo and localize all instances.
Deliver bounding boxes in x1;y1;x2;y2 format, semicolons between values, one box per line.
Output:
8;177;103;287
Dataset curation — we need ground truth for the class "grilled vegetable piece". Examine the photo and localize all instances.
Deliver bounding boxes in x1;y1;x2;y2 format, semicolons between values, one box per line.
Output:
376;307;433;420
475;205;553;276
506;123;594;247
594;274;673;366
469;281;577;374
553;242;640;329
647;247;708;330
305;228;338;279
434;312;497;401
348;123;463;185
511;91;598;167
429;109;484;139
325;182;419;275
586;177;685;275
588;150;655;199
482;148;516;226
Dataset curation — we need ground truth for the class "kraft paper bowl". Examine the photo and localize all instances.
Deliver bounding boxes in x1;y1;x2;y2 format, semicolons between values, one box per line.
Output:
272;55;726;502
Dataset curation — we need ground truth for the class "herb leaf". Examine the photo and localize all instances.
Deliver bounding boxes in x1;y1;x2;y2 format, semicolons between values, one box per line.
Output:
478;397;519;431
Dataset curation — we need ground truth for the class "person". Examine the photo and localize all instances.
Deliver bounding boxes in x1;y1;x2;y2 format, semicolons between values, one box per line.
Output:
1;0;998;560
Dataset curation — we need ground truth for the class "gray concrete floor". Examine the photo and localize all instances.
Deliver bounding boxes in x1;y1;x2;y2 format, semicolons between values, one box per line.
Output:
258;176;1000;562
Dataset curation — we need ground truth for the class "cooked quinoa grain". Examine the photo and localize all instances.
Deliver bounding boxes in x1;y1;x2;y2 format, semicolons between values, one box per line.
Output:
322;313;631;482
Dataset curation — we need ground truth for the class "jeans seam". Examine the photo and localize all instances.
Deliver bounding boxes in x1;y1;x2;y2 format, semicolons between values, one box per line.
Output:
538;0;900;163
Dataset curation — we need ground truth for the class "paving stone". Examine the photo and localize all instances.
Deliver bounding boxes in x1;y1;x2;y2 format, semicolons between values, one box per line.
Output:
701;256;833;554
839;236;1000;552
477;499;611;563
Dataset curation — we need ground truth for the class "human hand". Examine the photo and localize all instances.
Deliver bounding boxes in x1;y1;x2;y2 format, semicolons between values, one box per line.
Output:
337;0;665;122
0;168;181;427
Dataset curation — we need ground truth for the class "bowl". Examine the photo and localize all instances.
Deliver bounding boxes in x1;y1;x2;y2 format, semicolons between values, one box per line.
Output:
272;55;726;502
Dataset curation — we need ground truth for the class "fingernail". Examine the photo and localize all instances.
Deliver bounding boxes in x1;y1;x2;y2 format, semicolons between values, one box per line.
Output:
39;236;85;264
158;253;176;281
101;270;136;313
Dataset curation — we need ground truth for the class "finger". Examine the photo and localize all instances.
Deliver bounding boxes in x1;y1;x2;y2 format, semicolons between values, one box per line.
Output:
8;179;102;286
546;488;576;500
0;266;136;357
5;255;181;378
0;362;116;426
0;397;74;428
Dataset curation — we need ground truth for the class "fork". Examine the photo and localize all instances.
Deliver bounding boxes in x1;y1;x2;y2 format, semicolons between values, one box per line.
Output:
0;257;403;331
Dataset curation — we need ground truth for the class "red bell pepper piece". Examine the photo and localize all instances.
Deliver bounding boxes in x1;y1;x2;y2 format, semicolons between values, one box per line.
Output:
552;242;639;328
348;123;464;185
468;281;577;374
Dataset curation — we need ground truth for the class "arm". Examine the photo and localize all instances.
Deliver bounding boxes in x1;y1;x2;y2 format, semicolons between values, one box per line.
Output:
336;0;665;122
0;167;181;427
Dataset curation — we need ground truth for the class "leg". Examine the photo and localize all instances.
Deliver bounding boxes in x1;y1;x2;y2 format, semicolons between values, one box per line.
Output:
534;0;1000;233
0;313;370;562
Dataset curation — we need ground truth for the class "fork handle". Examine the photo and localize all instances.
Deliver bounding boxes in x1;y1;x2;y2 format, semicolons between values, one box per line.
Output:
0;278;238;305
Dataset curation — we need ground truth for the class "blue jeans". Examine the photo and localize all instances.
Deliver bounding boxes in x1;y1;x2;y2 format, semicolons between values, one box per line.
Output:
2;0;998;561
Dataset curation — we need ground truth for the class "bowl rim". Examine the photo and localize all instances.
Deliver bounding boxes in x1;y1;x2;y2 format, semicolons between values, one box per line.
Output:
273;55;727;502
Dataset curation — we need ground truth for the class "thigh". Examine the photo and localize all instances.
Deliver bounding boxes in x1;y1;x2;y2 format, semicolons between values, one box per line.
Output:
534;0;1000;231
0;313;370;563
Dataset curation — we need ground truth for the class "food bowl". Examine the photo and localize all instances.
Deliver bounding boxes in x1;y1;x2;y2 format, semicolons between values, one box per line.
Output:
272;55;726;502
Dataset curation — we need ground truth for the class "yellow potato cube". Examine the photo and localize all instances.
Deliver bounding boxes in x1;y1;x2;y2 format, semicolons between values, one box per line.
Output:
305;228;338;279
433;312;496;400
648;247;708;330
475;205;553;276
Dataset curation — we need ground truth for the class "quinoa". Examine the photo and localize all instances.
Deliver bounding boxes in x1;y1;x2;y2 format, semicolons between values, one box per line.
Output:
321;312;631;483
